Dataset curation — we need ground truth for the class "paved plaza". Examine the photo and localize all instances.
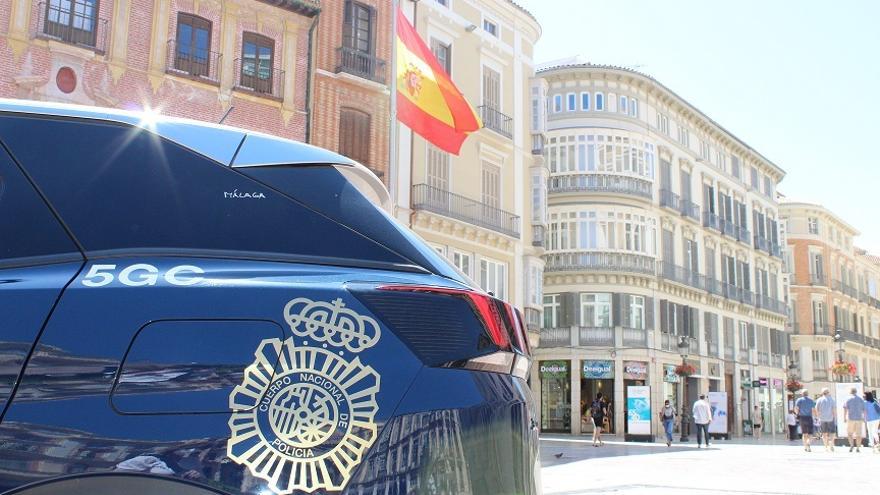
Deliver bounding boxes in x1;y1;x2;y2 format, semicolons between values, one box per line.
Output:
541;434;873;495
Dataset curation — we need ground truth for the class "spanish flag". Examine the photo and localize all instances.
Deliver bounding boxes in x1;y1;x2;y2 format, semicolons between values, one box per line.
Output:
395;7;481;155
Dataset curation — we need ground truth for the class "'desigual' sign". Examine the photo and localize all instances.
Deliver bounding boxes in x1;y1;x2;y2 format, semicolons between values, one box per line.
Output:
623;361;648;380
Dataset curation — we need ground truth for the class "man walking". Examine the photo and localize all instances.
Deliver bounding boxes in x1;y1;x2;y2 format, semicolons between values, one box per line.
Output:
659;399;677;447
692;394;712;448
844;387;867;453
815;388;836;452
794;390;816;452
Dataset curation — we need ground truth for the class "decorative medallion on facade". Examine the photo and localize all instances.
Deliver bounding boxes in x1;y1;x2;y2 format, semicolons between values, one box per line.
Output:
228;297;381;494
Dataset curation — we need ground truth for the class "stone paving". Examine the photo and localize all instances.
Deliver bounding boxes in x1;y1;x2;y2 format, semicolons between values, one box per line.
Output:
540;434;874;495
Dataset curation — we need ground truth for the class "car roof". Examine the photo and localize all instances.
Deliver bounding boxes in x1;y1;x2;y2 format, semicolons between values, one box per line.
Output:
0;98;358;168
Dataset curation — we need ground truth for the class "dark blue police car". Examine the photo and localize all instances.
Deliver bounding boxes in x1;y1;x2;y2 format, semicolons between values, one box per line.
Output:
0;99;539;495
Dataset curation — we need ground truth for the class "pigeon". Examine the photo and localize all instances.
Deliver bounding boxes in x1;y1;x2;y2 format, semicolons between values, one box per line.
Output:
554;452;564;459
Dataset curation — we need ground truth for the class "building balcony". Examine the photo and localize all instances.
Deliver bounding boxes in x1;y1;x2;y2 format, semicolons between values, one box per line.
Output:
532;225;546;247
166;39;222;84
754;235;770;252
549;173;652;199
411;184;521;238
335;46;387;84
703;211;722;232
622;327;647;347
543;251;655;275
735;226;751;245
233;58;284;99
579;326;614;346
532;133;545;155
771;354;784;368
813;369;829;381
808;273;826;286
524;308;541;331
479;105;513;138
755;294;788;316
757;350;770;366
720;218;736;238
812;325;832;336
769;241;783;258
838;329;866;346
659;262;705;291
707;341;719;357
721;283;755;306
36;1;108;53
680;198;701;222
539;327;570;347
832;279;858;299
659;188;680;211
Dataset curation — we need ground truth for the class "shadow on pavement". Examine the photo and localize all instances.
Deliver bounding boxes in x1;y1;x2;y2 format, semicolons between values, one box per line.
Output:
540;435;730;467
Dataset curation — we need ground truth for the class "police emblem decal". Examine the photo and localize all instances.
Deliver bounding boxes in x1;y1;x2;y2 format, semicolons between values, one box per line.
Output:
228;297;381;494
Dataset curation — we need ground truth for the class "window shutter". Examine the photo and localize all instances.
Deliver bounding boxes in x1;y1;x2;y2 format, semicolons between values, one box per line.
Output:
659;300;668;333
690;307;700;338
645;297;654;330
676;305;686;336
704;312;712;341
561;292;579;327
748;324;756;348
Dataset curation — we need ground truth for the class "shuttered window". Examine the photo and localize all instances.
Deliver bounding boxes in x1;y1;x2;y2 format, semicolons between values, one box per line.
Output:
338;107;371;166
343;0;375;54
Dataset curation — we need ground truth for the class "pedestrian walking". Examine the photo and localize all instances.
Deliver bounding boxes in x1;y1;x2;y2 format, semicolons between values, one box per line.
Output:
692;394;712;448
590;392;607;447
794;390;816;452
786;409;798;441
815;388;837;452
751;406;763;440
844;387;867;453
865;392;880;452
659;399;677;447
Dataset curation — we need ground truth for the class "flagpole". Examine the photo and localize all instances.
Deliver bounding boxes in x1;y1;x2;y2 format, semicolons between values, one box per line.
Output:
388;0;400;215
408;0;418;228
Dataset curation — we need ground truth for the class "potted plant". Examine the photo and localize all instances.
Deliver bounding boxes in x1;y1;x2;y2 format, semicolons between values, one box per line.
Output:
674;362;696;377
830;360;857;376
785;378;802;393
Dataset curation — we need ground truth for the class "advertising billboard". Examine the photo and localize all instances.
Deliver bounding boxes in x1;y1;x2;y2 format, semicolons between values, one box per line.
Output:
626;386;651;436
708;391;728;435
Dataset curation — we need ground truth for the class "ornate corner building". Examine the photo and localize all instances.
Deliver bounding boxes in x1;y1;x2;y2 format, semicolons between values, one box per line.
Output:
781;202;880;393
530;63;792;438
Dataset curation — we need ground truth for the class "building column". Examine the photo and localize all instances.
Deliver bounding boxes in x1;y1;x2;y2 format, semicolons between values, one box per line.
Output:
799;345;813;381
614;358;624;436
108;0;132;83
570;358;580;435
218;3;241;104
147;0;172;92
6;0;32;58
280;18;301;124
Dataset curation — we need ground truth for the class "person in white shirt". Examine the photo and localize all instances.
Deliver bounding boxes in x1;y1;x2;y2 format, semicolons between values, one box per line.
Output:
692;395;713;448
786;409;798;441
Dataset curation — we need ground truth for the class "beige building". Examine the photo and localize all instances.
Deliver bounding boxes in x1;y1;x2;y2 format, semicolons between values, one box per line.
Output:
781;202;880;394
531;63;790;439
392;0;544;340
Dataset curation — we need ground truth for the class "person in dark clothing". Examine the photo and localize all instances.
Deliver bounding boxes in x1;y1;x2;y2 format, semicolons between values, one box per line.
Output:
591;392;607;447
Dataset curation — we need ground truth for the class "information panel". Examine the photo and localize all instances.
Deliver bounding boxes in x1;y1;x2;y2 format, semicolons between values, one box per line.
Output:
626;386;651;435
708;391;729;435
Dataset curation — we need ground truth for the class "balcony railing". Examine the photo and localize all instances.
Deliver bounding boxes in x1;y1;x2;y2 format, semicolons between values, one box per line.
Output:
839;329;866;345
539;327;570;347
809;273;826;286
755;294;787;315
622;327;647;347
735;225;751;244
166;39;221;83
754;235;770;252
579;326;614;346
661;333;676;352
813;369;829;381
411;184;521;237
703;211;722;232
832;279;859;299
234;58;284;98
532;134;545;155
722;283;755;306
720;218;736;238
771;354;784;368
549;173;652;199
680;198;701;222
769;242;783;258
757;350;770;366
659;188;680;210
524;308;541;331
724;346;735;360
544;251;655;275
813;324;832;336
479;105;513;138
659;262;704;291
36;1;108;52
335;46;386;84
532;225;545;247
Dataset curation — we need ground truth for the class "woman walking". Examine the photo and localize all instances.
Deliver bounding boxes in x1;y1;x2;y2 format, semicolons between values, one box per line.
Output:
659;400;677;447
865;392;880;452
591;392;607;447
752;405;763;440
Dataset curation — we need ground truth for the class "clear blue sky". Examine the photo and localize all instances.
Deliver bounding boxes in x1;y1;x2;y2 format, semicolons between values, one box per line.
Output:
518;0;880;252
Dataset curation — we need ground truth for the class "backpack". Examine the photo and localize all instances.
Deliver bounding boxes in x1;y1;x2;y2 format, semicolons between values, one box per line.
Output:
590;400;602;417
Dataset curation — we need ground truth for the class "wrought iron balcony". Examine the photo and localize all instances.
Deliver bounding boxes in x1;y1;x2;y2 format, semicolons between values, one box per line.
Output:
479;105;513;138
411;184;521;237
539;327;570;347
532;225;545;247
720;218;736;238
234;58;285;98
335;46;386;84
703;211;722;232
659;262;705;291
809;273;826;286
549;173;652;199
622;327;647;347
832;279;858;299
531;133;545;155
166;39;222;83
754;235;770;252
839;329;866;345
755;294;787;315
735;225;751;245
769;241;783;258
659;188;680;210
579;326;614;346
524;308;541;331
36;1;107;52
721;283;755;306
680;198;701;222
543;251;656;275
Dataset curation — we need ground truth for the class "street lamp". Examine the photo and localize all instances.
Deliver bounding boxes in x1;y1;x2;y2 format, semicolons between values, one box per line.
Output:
677;335;690;442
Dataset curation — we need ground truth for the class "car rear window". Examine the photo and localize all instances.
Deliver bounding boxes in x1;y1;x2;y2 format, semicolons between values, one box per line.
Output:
0;114;411;269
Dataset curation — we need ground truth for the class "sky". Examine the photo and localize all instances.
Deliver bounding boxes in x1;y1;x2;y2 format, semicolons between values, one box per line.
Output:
517;0;880;252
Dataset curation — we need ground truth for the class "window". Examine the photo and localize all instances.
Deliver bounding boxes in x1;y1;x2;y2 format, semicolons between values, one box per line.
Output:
482;67;501;110
452;250;471;278
430;244;446;257
482;18;498;37
479;258;507;300
543;294;560;329
630;98;638;117
481;161;500;208
750;166;759;189
629;295;645;330
553;94;562;113
430;38;451;74
343;1;375;54
619;95;628;114
174;13;212;77
580;293;611;327
240;32;275;94
44;0;99;48
426;144;450;203
567;93;576;111
700;140;711;160
812;350;827;374
435;0;448;6
338;108;371;166
656;113;668;135
808;217;819;234
763;174;773;198
547;208;658;256
595;92;604;111
581;92;590;111
677;125;689;147
738;321;750;351
731;155;741;179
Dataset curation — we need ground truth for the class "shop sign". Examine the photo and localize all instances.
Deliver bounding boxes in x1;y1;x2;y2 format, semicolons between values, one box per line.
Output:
582;360;613;379
663;364;680;383
759;377;768;387
540;360;569;378
751;380;761;388
772;378;784;389
623;361;648;380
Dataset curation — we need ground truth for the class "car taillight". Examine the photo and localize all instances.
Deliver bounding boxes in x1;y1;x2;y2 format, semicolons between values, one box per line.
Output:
376;284;530;378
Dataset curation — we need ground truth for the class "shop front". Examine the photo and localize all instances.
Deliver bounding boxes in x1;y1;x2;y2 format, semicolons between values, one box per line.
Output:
622;361;649;436
771;378;785;434
540;360;571;433
580;360;614;434
756;377;770;435
662;364;681;433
